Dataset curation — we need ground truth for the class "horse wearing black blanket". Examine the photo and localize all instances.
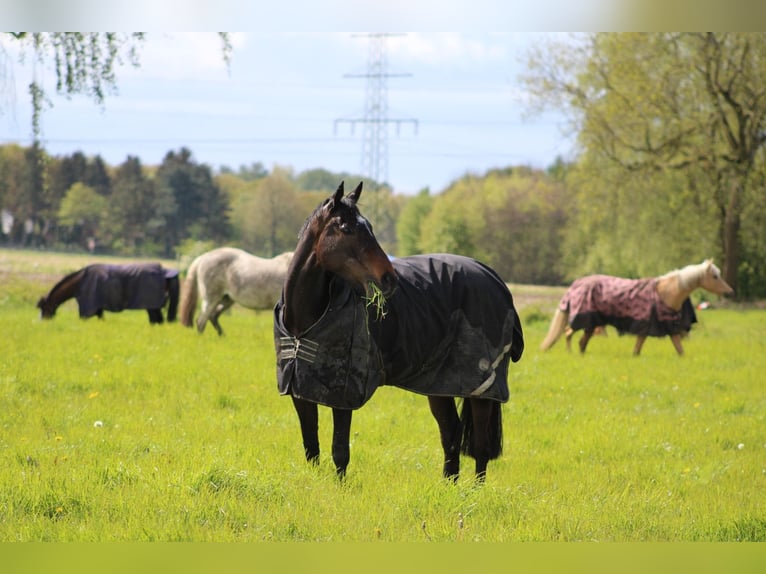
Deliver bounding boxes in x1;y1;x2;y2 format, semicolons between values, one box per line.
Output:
274;181;524;481
37;263;179;324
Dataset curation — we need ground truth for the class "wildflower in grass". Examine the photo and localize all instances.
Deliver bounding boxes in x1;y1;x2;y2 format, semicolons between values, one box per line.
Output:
738;443;745;450
94;420;103;428
88;391;99;399
55;435;63;441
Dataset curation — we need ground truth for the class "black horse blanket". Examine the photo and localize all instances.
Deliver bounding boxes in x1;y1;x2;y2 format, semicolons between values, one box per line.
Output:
76;263;177;318
274;254;524;410
561;275;697;337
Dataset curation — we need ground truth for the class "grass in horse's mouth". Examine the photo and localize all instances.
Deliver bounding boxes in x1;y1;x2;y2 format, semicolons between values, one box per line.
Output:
364;281;388;320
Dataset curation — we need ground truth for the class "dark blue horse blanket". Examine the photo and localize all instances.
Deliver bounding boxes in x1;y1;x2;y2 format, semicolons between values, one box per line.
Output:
76;263;177;318
273;254;524;410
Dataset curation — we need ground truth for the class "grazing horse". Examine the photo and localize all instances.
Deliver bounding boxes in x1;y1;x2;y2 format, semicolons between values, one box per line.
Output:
179;247;293;335
540;260;733;355
273;181;524;481
37;263;179;324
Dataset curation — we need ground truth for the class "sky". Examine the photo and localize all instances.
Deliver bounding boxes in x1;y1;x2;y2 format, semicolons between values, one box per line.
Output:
1;32;578;195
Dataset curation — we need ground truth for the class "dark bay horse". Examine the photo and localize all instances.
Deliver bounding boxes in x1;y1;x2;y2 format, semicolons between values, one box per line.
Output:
540;260;733;355
37;263;179;324
273;181;524;481
179;247;293;335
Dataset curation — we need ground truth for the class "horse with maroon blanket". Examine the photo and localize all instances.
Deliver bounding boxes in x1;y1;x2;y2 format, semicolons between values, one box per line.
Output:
274;182;524;481
37;263;179;324
540;260;733;355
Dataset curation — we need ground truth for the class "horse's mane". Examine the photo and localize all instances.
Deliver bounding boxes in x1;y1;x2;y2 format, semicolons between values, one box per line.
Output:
659;260;714;289
297;199;328;240
46;265;90;295
296;194;361;241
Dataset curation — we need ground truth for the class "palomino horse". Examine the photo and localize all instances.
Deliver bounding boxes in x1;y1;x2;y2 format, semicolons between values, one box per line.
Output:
540;260;733;355
179;247;293;335
37;263;179;324
274;182;524;481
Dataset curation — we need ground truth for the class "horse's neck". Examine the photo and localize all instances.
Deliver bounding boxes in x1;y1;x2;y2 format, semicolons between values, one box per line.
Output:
656;272;696;310
48;273;80;309
281;243;333;336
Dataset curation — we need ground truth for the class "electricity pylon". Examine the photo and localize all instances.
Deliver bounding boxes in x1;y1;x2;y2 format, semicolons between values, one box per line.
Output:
335;33;418;192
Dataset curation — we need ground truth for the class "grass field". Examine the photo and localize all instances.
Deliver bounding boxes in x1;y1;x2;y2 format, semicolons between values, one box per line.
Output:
1;247;765;542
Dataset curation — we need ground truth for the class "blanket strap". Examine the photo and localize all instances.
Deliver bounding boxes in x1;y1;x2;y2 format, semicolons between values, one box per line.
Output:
278;336;320;364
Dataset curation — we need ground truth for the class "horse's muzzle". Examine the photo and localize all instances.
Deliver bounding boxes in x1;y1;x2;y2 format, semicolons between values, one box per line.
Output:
380;270;398;297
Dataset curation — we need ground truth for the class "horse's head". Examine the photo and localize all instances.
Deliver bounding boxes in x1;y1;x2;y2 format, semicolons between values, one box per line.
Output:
37;296;55;319
309;181;398;297
700;259;734;296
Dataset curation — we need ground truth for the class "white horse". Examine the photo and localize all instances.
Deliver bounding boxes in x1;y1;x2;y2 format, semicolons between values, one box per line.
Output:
179;247;293;335
540;259;733;355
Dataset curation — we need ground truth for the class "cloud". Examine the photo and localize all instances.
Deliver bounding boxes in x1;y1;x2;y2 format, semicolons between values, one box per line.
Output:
386;33;508;66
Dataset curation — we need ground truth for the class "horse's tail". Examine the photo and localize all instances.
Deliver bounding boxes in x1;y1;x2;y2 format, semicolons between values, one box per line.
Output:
179;257;200;328
540;307;569;351
166;275;180;322
460;399;502;460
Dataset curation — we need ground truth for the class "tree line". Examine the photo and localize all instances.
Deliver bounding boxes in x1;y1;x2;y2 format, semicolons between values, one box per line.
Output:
3;139;766;299
0;142;571;286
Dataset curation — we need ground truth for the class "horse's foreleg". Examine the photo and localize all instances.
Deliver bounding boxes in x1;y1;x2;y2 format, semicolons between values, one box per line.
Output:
331;408;353;479
147;309;163;324
670;334;684;356
291;397;320;466
633;335;647;356
579;329;595;353
428;396;461;481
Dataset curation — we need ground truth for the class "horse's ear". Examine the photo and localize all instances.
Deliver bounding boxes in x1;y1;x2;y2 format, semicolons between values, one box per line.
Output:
348;181;363;204
331;181;345;207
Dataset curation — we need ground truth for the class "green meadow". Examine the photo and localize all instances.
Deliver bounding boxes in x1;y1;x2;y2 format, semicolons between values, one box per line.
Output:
1;248;765;542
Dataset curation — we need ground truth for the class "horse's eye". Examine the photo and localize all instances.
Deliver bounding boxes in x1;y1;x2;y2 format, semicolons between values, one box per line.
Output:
339;222;352;235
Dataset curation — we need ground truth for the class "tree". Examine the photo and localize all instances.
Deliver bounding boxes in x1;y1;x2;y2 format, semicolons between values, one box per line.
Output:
155;148;230;256
84;155;112;197
3;33;232;139
395;188;433;255
0;144;32;242
241;168;304;256
219;161;269;182
57;182;107;248
106;156;156;254
523;32;766;294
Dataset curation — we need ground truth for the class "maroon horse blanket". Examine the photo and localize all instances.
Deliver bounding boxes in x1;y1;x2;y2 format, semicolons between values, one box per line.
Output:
76;263;177;318
274;254;524;410
561;275;696;337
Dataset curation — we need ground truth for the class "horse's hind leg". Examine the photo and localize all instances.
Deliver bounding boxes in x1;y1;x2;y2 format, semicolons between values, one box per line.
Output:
291;397;320;465
670;334;684;356
428;396;461;480
147;309;163;324
331;408;353;479
633;335;647;356
579;329;595;353
210;296;234;336
196;298;219;334
466;399;500;482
